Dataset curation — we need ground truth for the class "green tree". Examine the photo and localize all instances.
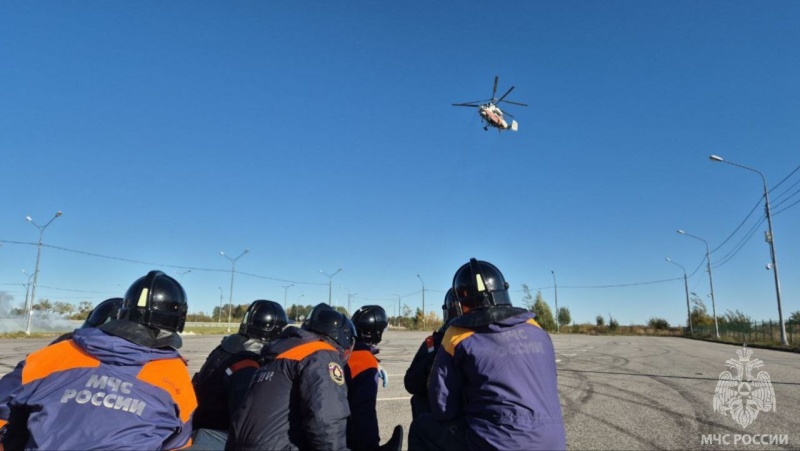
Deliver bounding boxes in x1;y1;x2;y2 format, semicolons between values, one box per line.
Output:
787;311;800;324
595;315;605;326
609;317;619;331
557;307;571;328
520;284;535;311
690;296;713;328
532;291;557;332
77;301;94;317
54;301;75;316
648;317;670;330
722;309;751;332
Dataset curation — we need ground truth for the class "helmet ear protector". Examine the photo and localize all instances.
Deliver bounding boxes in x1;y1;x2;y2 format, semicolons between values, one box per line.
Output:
452;258;511;315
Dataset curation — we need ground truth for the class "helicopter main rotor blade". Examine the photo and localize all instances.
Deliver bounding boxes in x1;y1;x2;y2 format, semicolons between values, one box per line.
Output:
496;86;515;104
503;111;515;118
501;100;528;107
452;103;481;108
492;76;499;100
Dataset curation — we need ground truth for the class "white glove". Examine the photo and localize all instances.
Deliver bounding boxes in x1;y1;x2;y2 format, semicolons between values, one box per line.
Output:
377;365;388;388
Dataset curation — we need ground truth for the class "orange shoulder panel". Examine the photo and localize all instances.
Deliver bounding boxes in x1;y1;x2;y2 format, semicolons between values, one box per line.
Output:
526;318;542;329
347;349;378;379
228;359;260;373
137;358;198;423
276;341;336;361
21;340;100;385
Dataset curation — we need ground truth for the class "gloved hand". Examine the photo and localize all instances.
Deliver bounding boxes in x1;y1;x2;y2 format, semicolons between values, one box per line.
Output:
377;365;389;388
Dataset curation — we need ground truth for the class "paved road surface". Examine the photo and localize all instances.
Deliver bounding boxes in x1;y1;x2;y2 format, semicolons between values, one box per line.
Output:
1;331;798;449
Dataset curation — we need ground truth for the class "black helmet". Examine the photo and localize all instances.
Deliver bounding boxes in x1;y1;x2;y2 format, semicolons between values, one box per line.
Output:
442;288;460;323
302;303;356;361
118;270;188;333
82;298;123;329
239;300;289;341
351;305;388;345
452;258;511;314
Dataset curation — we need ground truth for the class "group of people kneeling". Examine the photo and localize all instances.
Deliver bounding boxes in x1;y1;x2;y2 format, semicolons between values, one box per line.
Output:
0;257;566;450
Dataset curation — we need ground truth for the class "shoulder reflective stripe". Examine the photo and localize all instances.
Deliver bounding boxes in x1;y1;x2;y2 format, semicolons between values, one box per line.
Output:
227;359;259;375
276;341;336;361
526;318;542;329
442;326;474;356
347;349;377;379
137;358;197;424
21;340;100;385
0;418;6;428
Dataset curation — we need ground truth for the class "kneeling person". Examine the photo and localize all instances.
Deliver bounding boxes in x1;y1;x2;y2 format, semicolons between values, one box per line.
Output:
227;303;356;451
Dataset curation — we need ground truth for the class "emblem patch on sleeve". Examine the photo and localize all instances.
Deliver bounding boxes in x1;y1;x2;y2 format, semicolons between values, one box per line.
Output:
328;362;345;385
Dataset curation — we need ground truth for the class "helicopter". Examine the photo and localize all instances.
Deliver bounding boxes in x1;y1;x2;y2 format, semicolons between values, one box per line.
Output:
453;76;528;132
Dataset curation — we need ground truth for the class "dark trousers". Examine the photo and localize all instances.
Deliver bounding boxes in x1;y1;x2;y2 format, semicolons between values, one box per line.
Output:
407;413;470;451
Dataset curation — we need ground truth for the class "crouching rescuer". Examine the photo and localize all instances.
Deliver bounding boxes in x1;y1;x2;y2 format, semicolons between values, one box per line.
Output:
1;270;197;450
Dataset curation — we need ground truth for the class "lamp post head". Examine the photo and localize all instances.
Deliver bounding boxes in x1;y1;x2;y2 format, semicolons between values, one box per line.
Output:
677;229;685;235
55;211;63;217
709;155;724;162
665;257;672;262
219;251;225;256
26;216;32;222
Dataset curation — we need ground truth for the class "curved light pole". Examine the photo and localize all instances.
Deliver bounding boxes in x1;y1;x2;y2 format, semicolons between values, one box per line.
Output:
320;268;342;305
551;270;559;333
281;284;294;310
25;211;62;335
665;257;693;335
341;286;357;315
220;248;249;333
710;154;788;346
177;269;192;278
677;229;719;338
416;274;426;328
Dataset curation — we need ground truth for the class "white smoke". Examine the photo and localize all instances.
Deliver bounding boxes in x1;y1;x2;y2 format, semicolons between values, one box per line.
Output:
0;291;81;334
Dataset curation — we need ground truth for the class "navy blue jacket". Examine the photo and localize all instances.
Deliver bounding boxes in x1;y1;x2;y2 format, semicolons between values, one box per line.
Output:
345;341;380;451
430;311;566;450
227;327;350;451
191;333;263;430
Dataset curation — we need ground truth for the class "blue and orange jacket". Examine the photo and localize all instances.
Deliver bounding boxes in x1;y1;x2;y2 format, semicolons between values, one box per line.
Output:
227;327;350;451
345;341;380;451
403;325;446;418
430;311;566;450
191;333;263;431
1;327;197;450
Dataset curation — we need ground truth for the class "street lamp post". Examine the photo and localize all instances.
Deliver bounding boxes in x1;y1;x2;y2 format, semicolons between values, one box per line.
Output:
341;286;357;314
293;294;305;321
710;154;788;346
177;269;192;278
25;211;62;335
551;271;560;333
220;249;249;333
416;274;425;328
677;229;719;338
217;287;224;323
281;284;294;310
22;270;34;322
320;268;342;305
665;258;693;335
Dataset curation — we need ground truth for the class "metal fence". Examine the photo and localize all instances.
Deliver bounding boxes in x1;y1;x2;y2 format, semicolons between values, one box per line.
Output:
691;321;798;345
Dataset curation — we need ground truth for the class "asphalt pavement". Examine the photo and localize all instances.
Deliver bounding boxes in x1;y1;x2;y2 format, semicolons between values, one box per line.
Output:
1;331;798;450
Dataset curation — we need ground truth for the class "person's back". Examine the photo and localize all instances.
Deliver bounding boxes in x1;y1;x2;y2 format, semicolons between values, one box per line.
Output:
403;289;458;419
227;304;355;451
192;300;288;431
346;305;388;451
409;258;566;451
1;271;196;450
434;310;564;449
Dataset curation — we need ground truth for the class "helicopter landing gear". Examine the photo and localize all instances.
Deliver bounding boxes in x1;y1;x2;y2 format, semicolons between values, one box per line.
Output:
483;126;488;131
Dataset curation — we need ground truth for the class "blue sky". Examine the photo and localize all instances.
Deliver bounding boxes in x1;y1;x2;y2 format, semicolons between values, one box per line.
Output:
1;1;799;327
